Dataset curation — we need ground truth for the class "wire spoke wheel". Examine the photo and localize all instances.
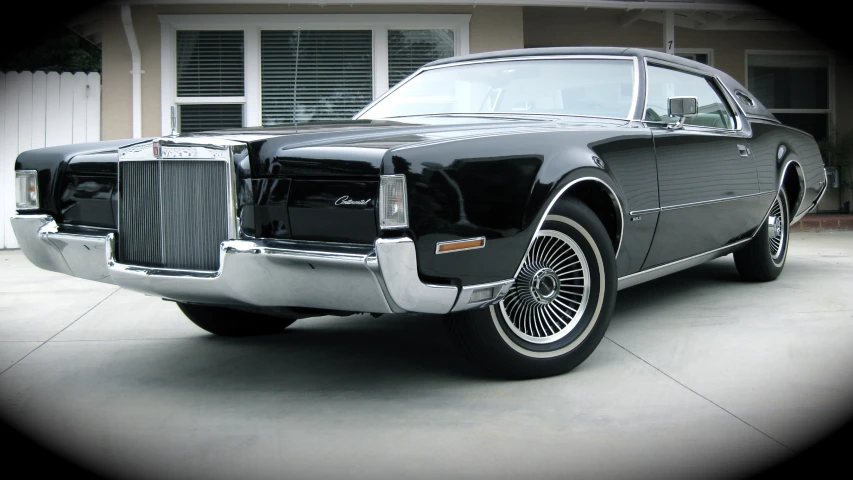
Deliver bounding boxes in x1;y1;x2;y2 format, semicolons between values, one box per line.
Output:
500;229;591;344
768;194;786;262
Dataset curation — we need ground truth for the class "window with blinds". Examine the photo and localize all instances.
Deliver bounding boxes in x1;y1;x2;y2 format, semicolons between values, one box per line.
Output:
176;31;245;97
179;104;244;133
176;30;245;132
388;30;455;88
261;30;373;126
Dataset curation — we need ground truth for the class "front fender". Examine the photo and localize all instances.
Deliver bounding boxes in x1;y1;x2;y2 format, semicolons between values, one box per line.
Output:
385;127;645;286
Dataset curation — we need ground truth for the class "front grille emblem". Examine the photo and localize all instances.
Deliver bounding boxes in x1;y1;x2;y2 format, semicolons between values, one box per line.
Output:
152;140;160;158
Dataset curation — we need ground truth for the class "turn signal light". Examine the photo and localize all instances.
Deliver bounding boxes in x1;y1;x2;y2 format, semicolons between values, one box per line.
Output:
15;170;39;210
379;175;408;230
435;237;486;254
468;286;495;304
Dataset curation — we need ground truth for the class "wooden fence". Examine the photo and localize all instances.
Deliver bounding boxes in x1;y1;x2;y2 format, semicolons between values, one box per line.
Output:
1;71;101;249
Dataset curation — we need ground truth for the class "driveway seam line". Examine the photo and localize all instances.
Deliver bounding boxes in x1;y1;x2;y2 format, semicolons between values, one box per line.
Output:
605;335;793;452
0;288;119;377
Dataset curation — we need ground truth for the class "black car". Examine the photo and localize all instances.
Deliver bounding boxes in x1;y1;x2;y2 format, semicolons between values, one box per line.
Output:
12;47;828;378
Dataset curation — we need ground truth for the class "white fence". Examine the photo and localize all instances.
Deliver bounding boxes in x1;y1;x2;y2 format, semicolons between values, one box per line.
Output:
1;71;101;249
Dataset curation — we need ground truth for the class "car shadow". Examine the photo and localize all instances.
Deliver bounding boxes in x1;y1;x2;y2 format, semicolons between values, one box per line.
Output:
123;312;502;394
99;258;742;392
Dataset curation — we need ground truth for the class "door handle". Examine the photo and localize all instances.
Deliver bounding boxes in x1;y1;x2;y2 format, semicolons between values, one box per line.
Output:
737;144;750;157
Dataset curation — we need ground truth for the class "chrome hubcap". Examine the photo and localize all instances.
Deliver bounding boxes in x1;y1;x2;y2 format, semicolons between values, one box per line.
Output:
500;229;591;344
768;195;786;262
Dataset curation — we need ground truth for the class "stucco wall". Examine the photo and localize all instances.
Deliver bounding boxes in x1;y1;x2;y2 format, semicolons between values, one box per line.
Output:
100;4;524;141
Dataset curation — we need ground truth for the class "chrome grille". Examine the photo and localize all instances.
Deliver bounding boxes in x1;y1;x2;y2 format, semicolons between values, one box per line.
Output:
118;160;230;271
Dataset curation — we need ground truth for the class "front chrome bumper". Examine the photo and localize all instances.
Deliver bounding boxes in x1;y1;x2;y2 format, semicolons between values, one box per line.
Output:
11;215;512;315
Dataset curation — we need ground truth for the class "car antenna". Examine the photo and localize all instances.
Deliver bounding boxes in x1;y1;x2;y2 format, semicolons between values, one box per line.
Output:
293;28;300;133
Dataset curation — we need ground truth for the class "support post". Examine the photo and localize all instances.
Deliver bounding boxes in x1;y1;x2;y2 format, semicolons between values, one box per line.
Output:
664;10;675;55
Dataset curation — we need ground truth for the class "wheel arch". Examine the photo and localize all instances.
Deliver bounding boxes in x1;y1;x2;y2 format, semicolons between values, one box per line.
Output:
517;176;624;277
779;159;806;220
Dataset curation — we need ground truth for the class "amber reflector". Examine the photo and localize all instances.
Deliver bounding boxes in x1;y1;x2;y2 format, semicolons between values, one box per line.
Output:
436;238;485;254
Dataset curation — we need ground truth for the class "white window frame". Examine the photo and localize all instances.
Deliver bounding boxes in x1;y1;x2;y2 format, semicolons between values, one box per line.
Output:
159;14;471;135
744;49;835;140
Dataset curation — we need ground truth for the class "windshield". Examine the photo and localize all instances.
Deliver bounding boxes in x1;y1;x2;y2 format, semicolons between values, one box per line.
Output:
358;58;637;120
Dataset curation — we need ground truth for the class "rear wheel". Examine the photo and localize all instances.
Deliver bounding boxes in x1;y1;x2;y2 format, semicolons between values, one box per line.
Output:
445;198;617;379
734;189;789;282
177;303;297;337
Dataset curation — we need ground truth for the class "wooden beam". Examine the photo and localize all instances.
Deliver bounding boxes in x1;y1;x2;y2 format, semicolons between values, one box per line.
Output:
619;10;644;28
681;11;709;25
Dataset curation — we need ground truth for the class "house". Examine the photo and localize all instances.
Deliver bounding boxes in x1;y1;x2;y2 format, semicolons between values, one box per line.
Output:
68;0;851;212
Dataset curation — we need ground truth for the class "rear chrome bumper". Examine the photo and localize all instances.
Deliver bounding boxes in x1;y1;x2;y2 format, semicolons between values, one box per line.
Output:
11;215;512;315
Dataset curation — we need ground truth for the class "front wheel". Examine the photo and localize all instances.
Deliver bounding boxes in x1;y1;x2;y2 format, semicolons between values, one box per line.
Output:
177;303;297;337
444;198;617;379
734;189;790;282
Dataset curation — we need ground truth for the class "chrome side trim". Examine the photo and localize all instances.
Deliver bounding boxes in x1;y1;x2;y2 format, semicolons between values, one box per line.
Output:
435;236;486;254
514;176;624;278
631;192;775;219
629;208;660;216
354;55;640;122
662;191;772;211
10;215;113;284
617;238;751;290
451;279;514;312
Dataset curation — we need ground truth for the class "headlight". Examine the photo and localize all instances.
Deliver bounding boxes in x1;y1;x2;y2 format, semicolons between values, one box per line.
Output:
379;174;408;230
15;170;39;210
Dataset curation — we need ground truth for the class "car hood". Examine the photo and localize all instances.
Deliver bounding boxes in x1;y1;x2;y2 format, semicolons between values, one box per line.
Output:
202;115;630;178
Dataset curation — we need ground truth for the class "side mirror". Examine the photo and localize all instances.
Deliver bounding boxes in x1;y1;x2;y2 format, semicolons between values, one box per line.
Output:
667;96;698;130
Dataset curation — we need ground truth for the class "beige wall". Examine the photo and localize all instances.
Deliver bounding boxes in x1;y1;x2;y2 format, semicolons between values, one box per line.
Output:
100;4;524;141
100;6;132;142
525;7;853;210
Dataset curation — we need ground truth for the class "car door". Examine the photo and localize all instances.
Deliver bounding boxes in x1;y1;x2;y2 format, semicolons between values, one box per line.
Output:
641;61;765;269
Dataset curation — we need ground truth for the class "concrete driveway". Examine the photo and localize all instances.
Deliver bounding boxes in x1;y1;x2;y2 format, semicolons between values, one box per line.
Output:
1;232;852;480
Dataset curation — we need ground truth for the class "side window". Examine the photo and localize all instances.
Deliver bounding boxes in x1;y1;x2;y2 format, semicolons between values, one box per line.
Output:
644;65;735;130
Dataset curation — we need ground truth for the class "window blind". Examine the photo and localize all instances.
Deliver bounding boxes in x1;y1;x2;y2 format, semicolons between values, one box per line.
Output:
179;104;244;133
176;30;245;97
261;30;373;126
388;30;454;88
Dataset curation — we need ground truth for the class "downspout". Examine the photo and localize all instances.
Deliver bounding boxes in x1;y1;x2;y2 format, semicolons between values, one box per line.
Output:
121;5;142;138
